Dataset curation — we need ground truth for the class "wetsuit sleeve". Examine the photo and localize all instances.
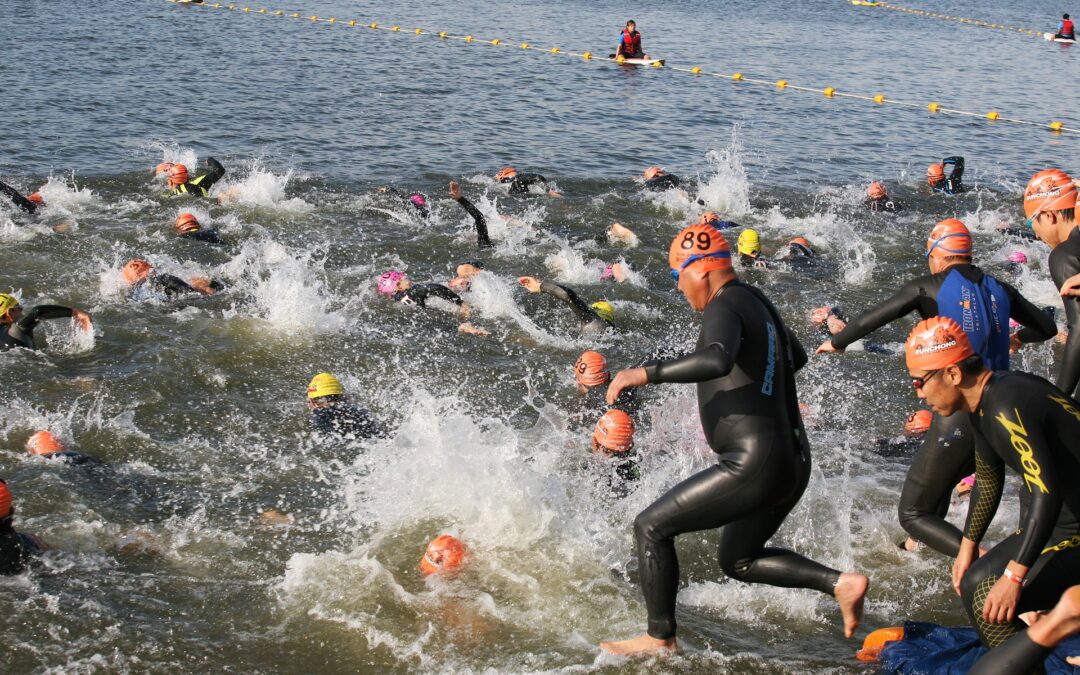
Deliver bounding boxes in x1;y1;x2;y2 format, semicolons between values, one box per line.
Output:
829;279;925;349
539;281;597;324
454;197;492;249
410;284;463;307
963;435;1005;545
788;327;808;372
157;274;198;298
0;180;37;214
426;284;463;306
646;303;741;383
15;305;74;334
191;157;225;190
1053;249;1080;396
1003;282;1058;343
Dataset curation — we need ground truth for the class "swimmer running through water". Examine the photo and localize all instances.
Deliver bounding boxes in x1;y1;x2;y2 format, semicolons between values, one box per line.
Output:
598;222;868;656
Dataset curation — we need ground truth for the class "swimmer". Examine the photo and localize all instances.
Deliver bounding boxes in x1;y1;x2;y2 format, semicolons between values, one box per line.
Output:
600;261;632;283
0;479;48;575
26;430;101;466
817;219;1056;557
157;157;226;197
810;306;848;337
607;222;638;245
1024;169;1080;397
447;260;485;292
307;372;384;439
926;156;965;194
697;212;739;229
0;292;93;351
780;236;815;260
598;223;868;656
121;259;222;301
736;229;768;268
873;409;934;464
572;350;639;427
641;167;680;192
174;213;226;245
493;167;561;198
377;271;488;335
1052;13;1075;40
420;534;466;576
901;317;1080;649
969;585;1080;673
517;276;614;335
866;182;900;212
592;409;640;483
0;179;45;214
614;19;648;60
377;186;430;220
448;181;493;249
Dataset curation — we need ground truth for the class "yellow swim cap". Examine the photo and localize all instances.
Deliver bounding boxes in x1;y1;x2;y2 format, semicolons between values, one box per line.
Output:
307;372;344;399
737;229;761;256
591;301;615;323
0;293;20;317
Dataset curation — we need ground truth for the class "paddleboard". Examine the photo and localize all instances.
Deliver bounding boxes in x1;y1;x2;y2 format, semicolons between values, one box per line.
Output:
607;55;665;66
1044;32;1077;42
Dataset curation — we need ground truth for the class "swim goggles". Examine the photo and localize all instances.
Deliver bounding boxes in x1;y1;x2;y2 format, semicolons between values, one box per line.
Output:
671;251;731;283
925;233;971;258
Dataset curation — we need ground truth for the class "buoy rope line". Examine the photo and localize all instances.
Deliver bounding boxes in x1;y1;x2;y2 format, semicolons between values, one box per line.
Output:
168;0;1078;135
856;1;1053;40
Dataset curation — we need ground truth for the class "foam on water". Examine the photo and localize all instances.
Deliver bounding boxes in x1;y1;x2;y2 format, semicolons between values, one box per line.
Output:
695;132;753;219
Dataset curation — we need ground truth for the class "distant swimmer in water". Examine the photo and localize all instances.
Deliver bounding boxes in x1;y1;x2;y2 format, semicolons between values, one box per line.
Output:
26;430;102;466
307;372;384;440
926;156;965;194
866;182;900;212
599;260;633;283
0;292;93;352
174;213;226;245
598;222;868;656
969;585;1080;674
0;179;46;215
592;409;640;485
377;270;488;335
493;167;561;198
121;259;223;302
641;167;680;192
697;211;739;230
420;534;466;576
736;228;768;268
780;236;816;261
517;276;614;335
377;186;430;221
448;181;493;249
1052;13;1074;40
447;260;486;293
155;158;226;198
0;479;48;575
614;19;648;60
607;222;638;245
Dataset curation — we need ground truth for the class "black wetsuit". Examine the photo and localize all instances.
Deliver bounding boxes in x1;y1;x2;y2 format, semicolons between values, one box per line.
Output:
453;196;493;249
380;187;430;220
960;372;1080;648
968;630;1060;675
179;228;226;245
738;253;765;268
644;174;681;191
40;450;102;466
632;281;839;640
128;275;213;302
170;158;225;197
500;173;550;196
867;197;900;213
0;522;42;575
310;403;383;439
932;156;965;194
831;264;1056;556
0;180;39;214
538;281;612;335
394;283;463;308
1;305;76;351
1049;228;1080;397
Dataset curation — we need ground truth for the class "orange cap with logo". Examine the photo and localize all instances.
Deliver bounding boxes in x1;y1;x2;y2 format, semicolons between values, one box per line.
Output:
926;164;945;185
122;259;152;284
175;213;200;233
593;409;635;454
925;218;972;259
154;162;175;175
419;534;466;576
1023;169;1077;219
26;431;64;456
699;211;720;225
574;351;610;388
669;223;733;276
905;316;976;371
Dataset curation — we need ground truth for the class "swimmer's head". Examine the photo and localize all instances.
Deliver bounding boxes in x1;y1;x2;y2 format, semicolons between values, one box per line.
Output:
789;236;812;255
593;409;635;454
1007;251;1028;264
167;164;189;187
626;19;636;30
122;259;152;285
27;193;45;207
643;166;664;181
590;301;615;324
925;219;972;260
420;534;466;576
1024;169;1077;229
494;167;517;183
668;223;734;288
0;293;20;321
907;317;981;416
699;211;720;226
810;306;835;325
26;431;64;456
600;263;616;280
154;162;174;176
455;261;484;279
926;163;945;187
377;271;407;295
737;229;761;256
574;350;610;388
903;410;933;438
867;182;887;200
307;372;345;400
905;316;975;372
175;212;200;234
409;194;427;209
0;479;11;520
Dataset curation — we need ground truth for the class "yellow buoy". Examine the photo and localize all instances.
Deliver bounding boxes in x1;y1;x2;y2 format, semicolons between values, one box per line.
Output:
492;38;500;45
986;111;1000;120
928;102;941;112
691;66;701;74
732;72;743;80
824;87;836;97
551;47;560;53
582;51;592;60
776;79;788;89
465;35;473;42
873;94;886;104
521;42;529;49
1050;121;1064;132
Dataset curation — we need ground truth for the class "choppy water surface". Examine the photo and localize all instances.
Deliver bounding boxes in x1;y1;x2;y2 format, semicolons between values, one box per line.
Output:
1;0;1076;672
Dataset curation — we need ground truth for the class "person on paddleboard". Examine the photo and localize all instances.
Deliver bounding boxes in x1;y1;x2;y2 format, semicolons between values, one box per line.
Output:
615;20;648;60
1053;13;1074;40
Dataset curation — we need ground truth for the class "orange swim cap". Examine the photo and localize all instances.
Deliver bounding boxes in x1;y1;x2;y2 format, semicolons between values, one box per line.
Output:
855;626;905;662
27;193;45;206
925;218;972;259
0;480;10;519
699;211;720;225
494;167;517;182
903;410;933;437
574;350;610;388
593;409;635;454
789;236;811;249
26;431;64;456
669;223;733;277
926;164;944;186
168;164;189;187
154;162;175;175
1023;169;1077;219
810;306;835;325
122;259;152;285
867;182;887;200
643;166;664;181
905;316;975;371
420;534;466;576
175;212;201;233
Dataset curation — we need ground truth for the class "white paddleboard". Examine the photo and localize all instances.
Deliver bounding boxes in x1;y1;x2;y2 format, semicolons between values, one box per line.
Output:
1044;32;1077;42
608;56;665;66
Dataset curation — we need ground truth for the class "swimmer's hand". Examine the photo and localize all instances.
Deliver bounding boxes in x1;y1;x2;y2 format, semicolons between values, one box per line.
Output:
1057;330;1069;345
983;569;1024;624
458;303;472;320
952;538;979;596
609;223;636;243
606;367;648;405
448;276;470;293
816;339;844;355
611;263;628;283
71;309;93;333
458;322;488;336
518;276;542;293
547;189;563;198
1060;272;1080;297
449;181;462;200
189;277;217;296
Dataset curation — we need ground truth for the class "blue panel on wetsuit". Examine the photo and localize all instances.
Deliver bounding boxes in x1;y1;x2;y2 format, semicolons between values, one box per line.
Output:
935;270;1010;370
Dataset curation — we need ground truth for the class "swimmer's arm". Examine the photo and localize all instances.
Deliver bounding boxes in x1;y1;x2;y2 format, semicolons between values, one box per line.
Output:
539;281;597;324
425;284;464;306
942;156;964;176
157;274;199;297
0;180;37;214
453;195;492;249
963;439;1006;546
191;157;225;190
646;306;741;383
15;305;75;334
830;281;921;349
1005;283;1058;343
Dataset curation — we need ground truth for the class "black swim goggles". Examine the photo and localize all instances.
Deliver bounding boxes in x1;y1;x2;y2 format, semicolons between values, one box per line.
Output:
671;251;731;284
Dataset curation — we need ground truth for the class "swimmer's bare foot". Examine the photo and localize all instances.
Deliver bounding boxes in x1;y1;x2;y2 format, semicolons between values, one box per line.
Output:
834;572;869;638
600;633;678;656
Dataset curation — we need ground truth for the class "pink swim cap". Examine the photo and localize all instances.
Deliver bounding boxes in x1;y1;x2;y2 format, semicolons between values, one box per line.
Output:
1009;318;1020;330
377;271;406;295
600;263;615;280
1007;251;1028;264
409;194;427;208
960;474;975;487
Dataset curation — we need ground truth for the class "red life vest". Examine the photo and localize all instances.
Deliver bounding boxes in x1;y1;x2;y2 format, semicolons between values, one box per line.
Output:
1062;19;1074;38
621;29;642;56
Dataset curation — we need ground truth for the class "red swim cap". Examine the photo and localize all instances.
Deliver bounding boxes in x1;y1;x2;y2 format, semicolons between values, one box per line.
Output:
154;162;175;175
669;223;733;276
867;182;887;200
903;410;933;437
574;351;610;388
0;479;11;519
1024;169;1077;219
494;167;517;182
593;409;635;454
905;316;975;371
168;164;189;187
926;164;944;186
925;218;972;259
420;534;466;576
122;259;152;285
175;213;200;233
789;236;811;249
27;193;45;206
699;211;720;225
27;431;64;456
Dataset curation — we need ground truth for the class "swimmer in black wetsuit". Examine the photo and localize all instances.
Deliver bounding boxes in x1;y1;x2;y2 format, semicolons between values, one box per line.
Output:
517;276;614;335
736;228;768;268
0;293;93;352
174;212;226;245
591;409;640;488
969;585;1080;674
26;430;102;466
448;181;493;249
1024;169;1080;398
0;179;45;214
377;186;430;220
494;167;561;198
817;219;1056;557
642;167;680;192
570;350;639;429
926;156;965;194
376;270;488;335
307;373;384;440
900;317;1080;650
866;182;900;212
0;479;47;575
161;158;226;197
121;259;222;302
598;222;868;656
